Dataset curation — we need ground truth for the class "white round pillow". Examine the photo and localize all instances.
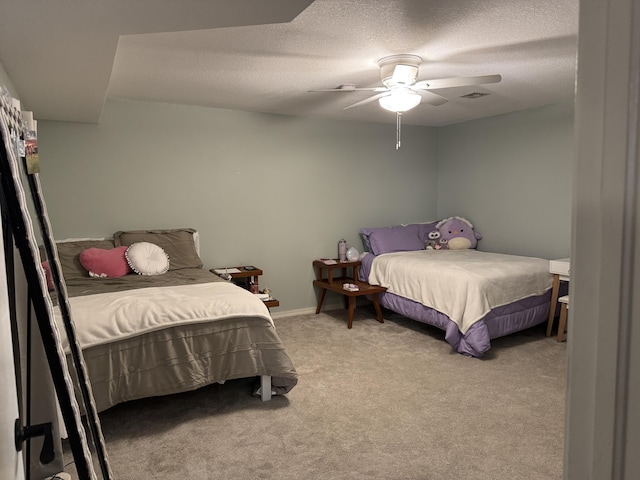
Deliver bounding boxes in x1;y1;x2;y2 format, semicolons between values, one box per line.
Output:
125;242;170;276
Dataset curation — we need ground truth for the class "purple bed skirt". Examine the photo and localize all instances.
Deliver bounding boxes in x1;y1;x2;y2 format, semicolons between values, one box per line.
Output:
359;253;551;357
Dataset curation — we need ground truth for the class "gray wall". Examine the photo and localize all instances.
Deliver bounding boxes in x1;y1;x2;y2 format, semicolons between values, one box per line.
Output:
37;99;575;314
436;102;574;259
38;98;439;313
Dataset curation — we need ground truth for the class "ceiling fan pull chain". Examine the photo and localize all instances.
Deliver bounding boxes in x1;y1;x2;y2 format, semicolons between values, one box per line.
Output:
396;112;402;150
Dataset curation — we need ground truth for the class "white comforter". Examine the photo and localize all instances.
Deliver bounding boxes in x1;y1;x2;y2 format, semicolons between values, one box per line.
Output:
55;282;272;350
368;250;552;334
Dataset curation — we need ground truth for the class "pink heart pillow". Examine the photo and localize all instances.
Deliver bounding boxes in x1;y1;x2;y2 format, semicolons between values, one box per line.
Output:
79;246;131;278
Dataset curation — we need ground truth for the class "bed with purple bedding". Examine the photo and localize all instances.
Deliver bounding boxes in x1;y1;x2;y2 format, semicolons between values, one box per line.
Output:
358;222;553;357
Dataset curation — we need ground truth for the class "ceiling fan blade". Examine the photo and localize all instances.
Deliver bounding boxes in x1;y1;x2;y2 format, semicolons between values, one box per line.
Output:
419;91;449;106
309;85;387;93
343;92;391;110
414;74;502;90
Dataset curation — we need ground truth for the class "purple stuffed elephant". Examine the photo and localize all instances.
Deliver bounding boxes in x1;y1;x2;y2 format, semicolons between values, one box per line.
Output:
435;216;482;250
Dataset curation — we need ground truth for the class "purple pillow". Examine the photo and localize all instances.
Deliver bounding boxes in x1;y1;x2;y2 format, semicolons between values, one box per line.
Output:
361;222;438;255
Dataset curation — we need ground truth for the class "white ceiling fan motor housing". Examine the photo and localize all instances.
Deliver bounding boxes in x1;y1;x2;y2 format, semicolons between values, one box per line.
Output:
378;54;422;88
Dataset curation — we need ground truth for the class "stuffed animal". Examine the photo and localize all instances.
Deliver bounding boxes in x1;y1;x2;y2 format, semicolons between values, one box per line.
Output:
425;230;441;250
435;216;482;250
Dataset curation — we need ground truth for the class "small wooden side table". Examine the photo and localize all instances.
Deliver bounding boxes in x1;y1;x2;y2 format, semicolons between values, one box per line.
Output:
211;266;279;309
212;265;263;284
546;258;570;337
312;259;387;329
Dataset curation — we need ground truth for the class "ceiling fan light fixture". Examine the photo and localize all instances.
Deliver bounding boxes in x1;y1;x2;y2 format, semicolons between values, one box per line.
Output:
378;90;422;112
313;54;502;149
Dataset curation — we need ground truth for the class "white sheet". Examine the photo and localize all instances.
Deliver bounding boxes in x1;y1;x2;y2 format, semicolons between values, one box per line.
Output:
54;282;273;350
368;250;553;334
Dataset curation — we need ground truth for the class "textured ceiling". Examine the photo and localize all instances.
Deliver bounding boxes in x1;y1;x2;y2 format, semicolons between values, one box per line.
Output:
0;0;578;127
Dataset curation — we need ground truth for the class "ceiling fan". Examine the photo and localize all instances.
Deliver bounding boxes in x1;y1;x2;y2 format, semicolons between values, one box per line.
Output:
310;54;501;149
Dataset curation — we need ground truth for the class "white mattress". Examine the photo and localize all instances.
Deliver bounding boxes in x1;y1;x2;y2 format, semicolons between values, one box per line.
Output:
368;249;553;334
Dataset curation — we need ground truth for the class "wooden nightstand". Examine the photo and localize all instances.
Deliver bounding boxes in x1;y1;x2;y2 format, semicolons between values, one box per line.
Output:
312;259;387;329
211;266;279;309
546;258;570;337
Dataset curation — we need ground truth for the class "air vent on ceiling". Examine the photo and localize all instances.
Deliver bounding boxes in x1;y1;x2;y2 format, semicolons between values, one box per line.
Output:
460;92;490;99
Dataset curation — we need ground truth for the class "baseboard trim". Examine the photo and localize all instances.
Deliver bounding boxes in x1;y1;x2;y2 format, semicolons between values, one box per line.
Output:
271;302;344;319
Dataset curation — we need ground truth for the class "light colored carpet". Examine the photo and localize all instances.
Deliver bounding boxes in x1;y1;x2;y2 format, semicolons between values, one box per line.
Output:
66;307;566;479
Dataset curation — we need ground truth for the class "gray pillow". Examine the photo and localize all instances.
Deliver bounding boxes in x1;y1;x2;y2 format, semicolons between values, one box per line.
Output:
113;228;203;271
